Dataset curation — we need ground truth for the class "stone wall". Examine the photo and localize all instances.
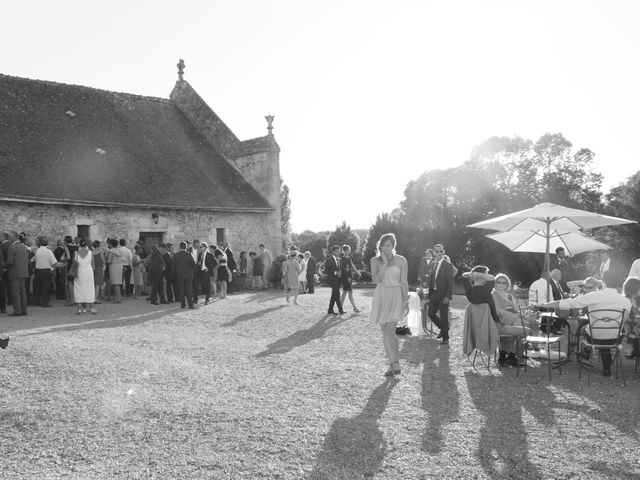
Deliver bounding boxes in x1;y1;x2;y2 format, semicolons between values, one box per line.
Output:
0;201;281;254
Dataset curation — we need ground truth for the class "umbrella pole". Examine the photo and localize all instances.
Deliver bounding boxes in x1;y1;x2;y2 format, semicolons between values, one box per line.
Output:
545;220;551;302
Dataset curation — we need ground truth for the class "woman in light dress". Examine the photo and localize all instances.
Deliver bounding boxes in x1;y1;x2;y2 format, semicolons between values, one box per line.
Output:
105;238;125;303
369;233;409;376
297;252;307;293
132;245;145;299
74;239;96;314
282;251;301;304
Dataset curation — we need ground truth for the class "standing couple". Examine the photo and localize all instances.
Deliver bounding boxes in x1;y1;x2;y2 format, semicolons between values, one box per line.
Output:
325;245;360;315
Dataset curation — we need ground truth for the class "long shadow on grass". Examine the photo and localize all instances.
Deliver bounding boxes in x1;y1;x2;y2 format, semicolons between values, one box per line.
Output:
306;378;399;480
400;336;461;455
19;308;177;336
464;371;558;480
255;314;350;358
242;291;291;304
221;305;286;327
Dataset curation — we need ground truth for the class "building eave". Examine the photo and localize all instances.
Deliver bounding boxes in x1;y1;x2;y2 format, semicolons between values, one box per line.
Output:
0;194;274;213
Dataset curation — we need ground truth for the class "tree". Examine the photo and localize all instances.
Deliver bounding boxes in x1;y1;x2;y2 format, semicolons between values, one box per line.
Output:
602;170;640;264
280;177;292;248
327;221;360;254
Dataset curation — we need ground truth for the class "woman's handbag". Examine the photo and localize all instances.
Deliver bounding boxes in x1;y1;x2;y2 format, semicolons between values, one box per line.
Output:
67;254;79;281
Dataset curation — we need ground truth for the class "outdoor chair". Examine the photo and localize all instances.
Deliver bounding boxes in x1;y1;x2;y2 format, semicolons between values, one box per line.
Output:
514;287;532;308
463;303;499;372
518;309;565;381
578;309;626;386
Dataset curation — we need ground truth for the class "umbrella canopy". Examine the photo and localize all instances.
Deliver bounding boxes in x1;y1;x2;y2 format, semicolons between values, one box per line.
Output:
468;202;635;300
467;202;635;232
486;229;612;257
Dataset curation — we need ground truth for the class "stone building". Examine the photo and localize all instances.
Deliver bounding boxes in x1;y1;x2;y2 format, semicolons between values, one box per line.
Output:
0;61;281;253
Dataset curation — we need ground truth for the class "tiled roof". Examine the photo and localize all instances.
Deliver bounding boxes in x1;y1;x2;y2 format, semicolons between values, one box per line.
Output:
0;74;272;211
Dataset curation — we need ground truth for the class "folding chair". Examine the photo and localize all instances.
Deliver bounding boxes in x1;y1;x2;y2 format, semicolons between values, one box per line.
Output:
579;309;626;386
519;310;564;380
463;303;499;372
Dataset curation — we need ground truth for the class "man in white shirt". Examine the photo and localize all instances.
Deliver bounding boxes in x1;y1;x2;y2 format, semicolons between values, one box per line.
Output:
31;237;58;307
529;271;551;305
537;270;630;376
118;239;133;297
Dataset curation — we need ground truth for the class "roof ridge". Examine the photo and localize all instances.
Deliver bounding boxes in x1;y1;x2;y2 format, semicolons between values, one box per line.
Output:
0;72;171;104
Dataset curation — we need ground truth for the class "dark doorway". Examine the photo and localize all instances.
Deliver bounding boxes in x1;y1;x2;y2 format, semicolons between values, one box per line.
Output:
77;225;90;241
139;232;164;250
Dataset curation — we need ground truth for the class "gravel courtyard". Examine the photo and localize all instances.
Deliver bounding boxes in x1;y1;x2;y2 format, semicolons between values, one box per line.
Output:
1;288;640;480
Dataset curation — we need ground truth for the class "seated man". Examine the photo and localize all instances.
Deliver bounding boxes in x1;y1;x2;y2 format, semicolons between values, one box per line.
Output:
462;266;529;366
536;270;631;376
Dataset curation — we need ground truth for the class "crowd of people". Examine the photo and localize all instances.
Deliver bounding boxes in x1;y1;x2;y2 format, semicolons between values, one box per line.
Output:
366;236;640;378
0;231;282;319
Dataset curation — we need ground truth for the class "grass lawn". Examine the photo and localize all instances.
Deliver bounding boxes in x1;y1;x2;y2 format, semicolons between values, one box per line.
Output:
1;288;640;479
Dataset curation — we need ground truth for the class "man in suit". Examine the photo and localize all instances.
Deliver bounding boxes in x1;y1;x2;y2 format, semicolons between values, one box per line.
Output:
594;250;625;279
325;245;345;315
427;243;454;344
173;241;196;309
417;248;435;288
3;232;30;316
305;251;317;294
223;241;237;294
196;242;216;305
161;243;174;303
0;232;10;312
550;247;573;288
189;239;200;303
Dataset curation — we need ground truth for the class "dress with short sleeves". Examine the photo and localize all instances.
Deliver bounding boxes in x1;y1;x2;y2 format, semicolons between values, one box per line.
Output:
370;262;404;324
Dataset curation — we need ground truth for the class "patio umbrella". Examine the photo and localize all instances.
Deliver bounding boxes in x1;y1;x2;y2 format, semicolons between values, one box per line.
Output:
485;229;612;257
467;202;635;300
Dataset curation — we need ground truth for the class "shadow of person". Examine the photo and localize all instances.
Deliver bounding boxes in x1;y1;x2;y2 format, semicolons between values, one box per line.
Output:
221;305;286;327
306;378;399;480
255;314;350;358
463;371;560;480
400;336;461;455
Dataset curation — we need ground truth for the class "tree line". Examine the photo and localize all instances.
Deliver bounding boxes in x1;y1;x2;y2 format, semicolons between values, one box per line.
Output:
285;132;640;286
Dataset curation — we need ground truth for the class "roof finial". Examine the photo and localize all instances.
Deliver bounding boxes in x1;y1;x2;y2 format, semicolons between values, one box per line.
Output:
265;115;275;136
177;59;185;82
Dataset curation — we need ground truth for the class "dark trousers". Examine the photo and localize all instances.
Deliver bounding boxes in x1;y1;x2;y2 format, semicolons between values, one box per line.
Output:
584;332;617;371
307;273;315;293
150;275;167;303
176;278;194;307
9;278;28;315
164;274;174;302
328;284;343;313
428;294;450;340
123;266;133;296
198;271;211;301
34;269;52;306
0;276;5;311
192;275;199;303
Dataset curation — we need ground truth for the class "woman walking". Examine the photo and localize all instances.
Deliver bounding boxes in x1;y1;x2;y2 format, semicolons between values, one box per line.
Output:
74;240;96;314
369;233;409;376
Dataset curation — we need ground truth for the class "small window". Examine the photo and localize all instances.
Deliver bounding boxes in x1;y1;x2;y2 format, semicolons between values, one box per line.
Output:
77;225;90;241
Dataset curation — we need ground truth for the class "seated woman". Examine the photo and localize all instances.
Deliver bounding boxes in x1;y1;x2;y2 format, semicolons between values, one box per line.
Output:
491;273;532;364
623;276;640;359
461;266;528;366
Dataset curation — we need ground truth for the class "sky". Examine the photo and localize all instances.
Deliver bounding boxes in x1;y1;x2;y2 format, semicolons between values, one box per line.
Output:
2;1;639;233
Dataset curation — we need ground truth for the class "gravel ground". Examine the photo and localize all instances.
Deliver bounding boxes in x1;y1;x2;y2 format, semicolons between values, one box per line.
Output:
1;289;640;480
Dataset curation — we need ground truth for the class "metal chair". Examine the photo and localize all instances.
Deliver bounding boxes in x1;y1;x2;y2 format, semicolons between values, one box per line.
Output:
579;309;626;385
519;309;564;380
